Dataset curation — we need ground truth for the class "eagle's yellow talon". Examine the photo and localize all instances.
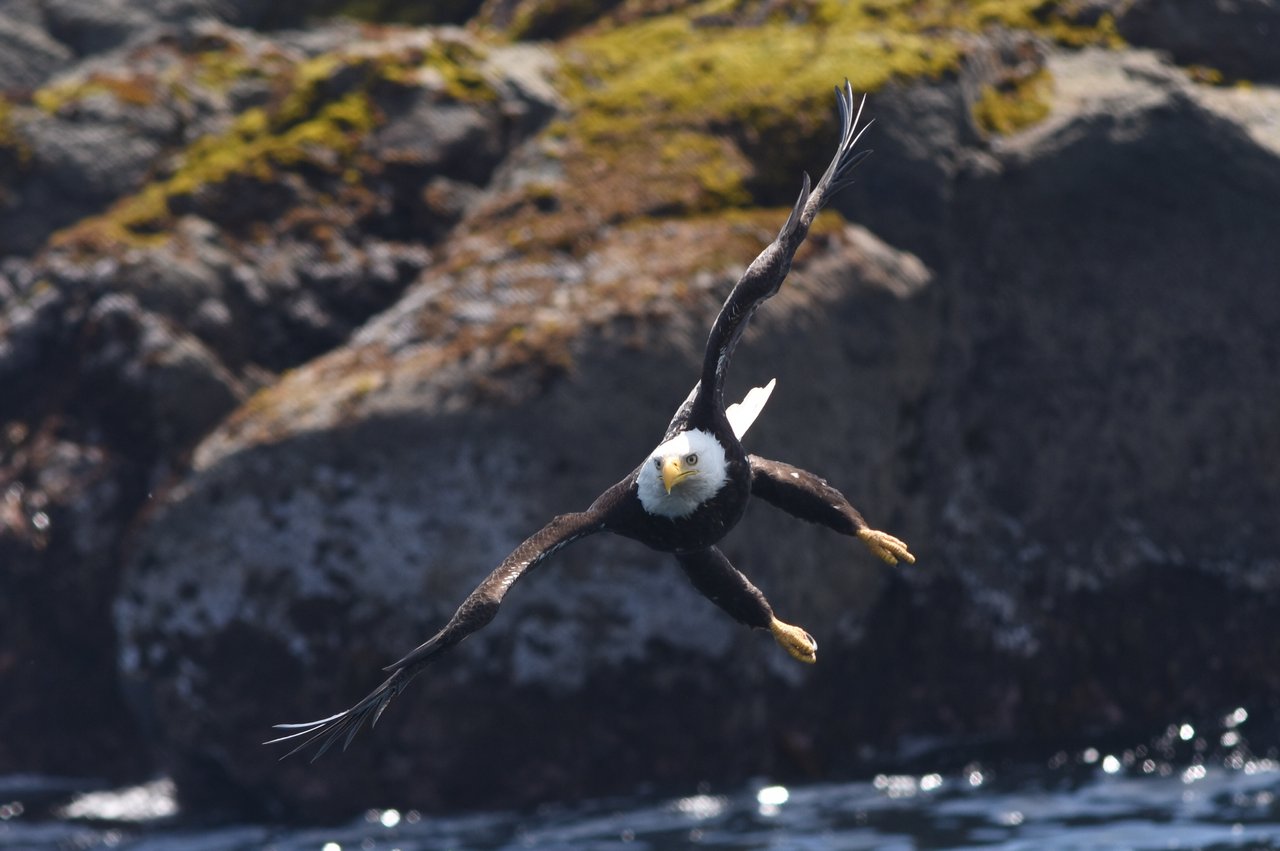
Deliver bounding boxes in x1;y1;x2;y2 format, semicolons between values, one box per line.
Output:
770;617;817;664
858;528;916;566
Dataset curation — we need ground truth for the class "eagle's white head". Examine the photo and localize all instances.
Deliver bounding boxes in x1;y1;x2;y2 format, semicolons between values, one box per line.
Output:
636;429;728;518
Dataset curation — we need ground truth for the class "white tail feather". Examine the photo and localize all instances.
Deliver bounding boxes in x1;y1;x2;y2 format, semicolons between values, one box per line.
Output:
726;378;776;440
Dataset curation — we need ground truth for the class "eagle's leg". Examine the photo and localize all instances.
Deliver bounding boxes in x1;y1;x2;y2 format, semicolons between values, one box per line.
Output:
748;455;915;566
675;547;817;664
769;618;818;665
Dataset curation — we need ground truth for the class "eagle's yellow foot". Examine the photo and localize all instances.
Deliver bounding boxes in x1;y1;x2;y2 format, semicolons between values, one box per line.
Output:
858;528;915;566
770;617;817;664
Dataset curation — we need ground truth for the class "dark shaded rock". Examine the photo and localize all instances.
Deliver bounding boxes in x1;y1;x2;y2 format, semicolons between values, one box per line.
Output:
1118;0;1280;82
829;28;1047;270
0;426;152;782
832;77;981;270
0;104;172;255
933;47;1280;605
80;293;246;450
885;48;1280;736
0;272;248;783
0;12;72;91
40;0;154;56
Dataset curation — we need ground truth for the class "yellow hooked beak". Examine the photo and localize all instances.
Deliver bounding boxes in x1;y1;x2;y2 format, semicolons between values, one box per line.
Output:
661;456;697;494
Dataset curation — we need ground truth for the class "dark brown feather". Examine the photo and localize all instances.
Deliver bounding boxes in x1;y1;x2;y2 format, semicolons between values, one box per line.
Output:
747;454;869;537
681;82;872;432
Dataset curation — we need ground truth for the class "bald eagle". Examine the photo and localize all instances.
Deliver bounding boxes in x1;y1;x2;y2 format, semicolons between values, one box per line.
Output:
270;82;913;759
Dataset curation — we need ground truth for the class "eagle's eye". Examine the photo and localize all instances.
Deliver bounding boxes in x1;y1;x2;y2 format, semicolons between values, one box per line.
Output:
685;453;698;465
653;458;662;469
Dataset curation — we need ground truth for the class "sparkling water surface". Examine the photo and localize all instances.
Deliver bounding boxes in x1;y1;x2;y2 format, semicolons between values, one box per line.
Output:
4;713;1279;850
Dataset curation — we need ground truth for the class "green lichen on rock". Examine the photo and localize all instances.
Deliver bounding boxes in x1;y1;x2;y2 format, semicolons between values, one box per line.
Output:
169;91;377;197
972;67;1053;135
1184;64;1227;86
517;0;1123;231
0;97;17;148
34;72;161;114
560;0;1120;126
412;35;498;101
565;6;956;131
0;96;32;171
52;32;494;250
188;33;283;93
31;30;289;117
57;88;377;248
434;0;1127;375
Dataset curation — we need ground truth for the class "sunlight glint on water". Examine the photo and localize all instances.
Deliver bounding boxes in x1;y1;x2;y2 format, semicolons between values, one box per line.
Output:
2;710;1279;850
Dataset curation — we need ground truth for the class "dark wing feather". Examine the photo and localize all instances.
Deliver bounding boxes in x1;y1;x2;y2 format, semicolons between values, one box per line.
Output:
748;454;914;565
748;454;867;536
266;506;611;760
686;81;872;425
662;382;700;442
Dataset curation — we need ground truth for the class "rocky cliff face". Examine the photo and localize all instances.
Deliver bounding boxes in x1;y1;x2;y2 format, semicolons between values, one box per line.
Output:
3;0;1279;820
0;9;557;787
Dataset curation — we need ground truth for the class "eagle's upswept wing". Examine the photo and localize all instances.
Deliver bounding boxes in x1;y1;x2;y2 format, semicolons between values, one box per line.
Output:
683;81;872;428
267;505;610;760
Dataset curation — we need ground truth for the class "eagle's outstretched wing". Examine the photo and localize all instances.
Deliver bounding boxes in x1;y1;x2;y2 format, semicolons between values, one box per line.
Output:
748;454;914;565
267;505;611;760
682;81;872;430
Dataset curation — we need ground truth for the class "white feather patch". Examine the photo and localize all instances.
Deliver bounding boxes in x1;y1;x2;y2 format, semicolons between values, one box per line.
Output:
726;378;776;440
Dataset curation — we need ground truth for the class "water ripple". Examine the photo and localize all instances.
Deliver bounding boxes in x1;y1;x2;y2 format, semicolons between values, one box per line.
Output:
3;712;1280;850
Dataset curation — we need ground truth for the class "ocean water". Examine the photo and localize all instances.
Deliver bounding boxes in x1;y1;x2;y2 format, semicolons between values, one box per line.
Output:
4;713;1279;850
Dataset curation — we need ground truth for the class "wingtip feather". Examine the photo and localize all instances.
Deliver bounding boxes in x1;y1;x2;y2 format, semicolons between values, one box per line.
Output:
779;171;812;240
266;673;403;760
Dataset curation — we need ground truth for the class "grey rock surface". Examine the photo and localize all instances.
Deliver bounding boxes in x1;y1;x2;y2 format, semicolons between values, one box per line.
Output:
0;21;559;785
0;13;72;90
0;103;172;255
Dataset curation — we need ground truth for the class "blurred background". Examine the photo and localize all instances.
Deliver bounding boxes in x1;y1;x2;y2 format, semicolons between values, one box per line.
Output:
1;0;1279;846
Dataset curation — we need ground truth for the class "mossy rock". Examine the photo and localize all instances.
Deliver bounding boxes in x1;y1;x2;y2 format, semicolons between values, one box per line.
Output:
28;29;292;124
430;0;1125;352
0;97;25;157
33;72;162;114
50;31;498;252
526;0;1122;222
972;66;1053;136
